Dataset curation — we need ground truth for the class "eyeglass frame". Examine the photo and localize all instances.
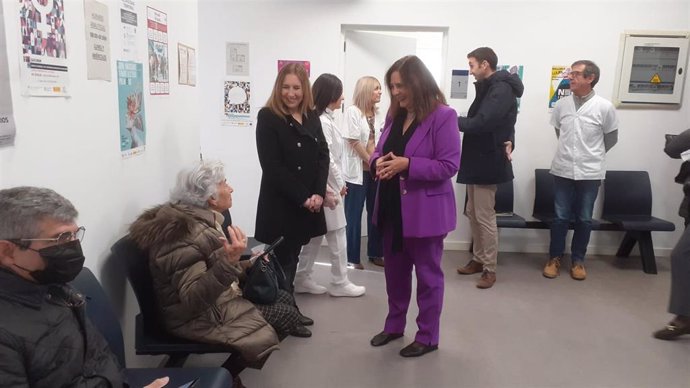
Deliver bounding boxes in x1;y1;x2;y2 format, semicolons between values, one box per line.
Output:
568;70;588;78
8;226;86;248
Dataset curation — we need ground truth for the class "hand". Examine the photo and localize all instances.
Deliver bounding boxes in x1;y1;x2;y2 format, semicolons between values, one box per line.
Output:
308;194;324;212
220;225;247;264
375;152;394;178
504;141;513;161
340;186;348;197
144;377;169;388
377;153;409;181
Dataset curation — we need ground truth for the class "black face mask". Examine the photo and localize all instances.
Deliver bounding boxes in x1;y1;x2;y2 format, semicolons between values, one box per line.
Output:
16;240;86;284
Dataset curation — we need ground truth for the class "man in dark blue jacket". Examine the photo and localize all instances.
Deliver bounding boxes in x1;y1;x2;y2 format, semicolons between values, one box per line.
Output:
456;47;524;289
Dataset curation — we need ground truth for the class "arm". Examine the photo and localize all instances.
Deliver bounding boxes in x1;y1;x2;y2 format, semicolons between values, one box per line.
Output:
313;116;330;198
256;108;311;206
320;116;345;190
604;130;618;152
156;237;244;316
458;83;516;134
407;108;461;182
0;333;30;388
665;128;690;158
345;107;371;162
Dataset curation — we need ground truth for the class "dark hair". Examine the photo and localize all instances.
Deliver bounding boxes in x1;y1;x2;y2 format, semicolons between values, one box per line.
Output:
312;73;343;115
384;55;446;121
572;60;600;88
467;47;498;71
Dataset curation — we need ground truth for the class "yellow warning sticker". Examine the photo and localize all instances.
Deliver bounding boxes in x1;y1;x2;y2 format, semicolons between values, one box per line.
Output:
650;73;662;84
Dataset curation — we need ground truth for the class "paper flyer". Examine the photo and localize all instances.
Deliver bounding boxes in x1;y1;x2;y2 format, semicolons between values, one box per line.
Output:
117;61;146;157
146;6;168;95
84;0;111;81
549;66;571;109
222;79;252;127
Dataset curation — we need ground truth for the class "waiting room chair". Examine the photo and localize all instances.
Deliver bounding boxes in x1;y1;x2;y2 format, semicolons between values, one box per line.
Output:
494;180;527;228
111;236;244;369
70;267;233;388
602;170;676;274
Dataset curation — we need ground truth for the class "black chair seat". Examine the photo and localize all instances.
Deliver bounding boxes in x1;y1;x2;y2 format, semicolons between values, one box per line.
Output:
496;213;527;228
604;215;676;232
134;314;234;355
531;214;607;230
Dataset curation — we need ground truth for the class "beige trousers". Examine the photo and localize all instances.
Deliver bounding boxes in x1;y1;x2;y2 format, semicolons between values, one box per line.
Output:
465;184;498;272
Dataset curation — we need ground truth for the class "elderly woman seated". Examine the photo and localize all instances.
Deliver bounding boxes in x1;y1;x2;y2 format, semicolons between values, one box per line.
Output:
129;160;311;368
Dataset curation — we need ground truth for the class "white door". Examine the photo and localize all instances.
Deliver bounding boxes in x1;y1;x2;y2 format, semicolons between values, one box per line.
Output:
342;30;417;122
342;30;416;239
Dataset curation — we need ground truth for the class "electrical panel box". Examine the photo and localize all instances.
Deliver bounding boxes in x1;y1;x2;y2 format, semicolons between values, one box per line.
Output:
613;31;689;108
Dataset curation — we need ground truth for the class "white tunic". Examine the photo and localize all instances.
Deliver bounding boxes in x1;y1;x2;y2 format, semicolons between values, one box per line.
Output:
320;109;347;230
549;94;619;180
342;105;378;185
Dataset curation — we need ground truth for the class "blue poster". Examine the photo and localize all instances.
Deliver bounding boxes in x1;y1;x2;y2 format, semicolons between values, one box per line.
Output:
117;61;146;157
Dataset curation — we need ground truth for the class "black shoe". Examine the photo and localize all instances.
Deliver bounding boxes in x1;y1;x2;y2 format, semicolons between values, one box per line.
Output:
399;341;438;357
653;318;690;340
369;257;385;267
370;331;403;347
289;324;312;338
298;312;314;326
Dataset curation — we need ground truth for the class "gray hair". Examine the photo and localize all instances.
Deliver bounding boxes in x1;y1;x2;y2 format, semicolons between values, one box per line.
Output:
170;160;226;208
572;60;601;88
0;186;78;240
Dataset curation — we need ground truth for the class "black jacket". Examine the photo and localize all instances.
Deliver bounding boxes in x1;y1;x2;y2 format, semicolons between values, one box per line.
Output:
457;70;524;185
0;269;123;388
254;107;329;246
665;128;690;219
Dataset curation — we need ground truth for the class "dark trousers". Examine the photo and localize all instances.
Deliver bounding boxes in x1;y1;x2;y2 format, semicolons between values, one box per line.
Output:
345;171;383;264
273;239;302;293
669;224;690;317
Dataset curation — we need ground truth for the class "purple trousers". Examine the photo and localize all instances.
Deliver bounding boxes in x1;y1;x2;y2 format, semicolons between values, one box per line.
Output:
382;228;445;346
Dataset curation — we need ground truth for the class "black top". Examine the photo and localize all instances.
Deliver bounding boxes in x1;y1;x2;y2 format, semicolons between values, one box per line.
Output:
378;112;418;252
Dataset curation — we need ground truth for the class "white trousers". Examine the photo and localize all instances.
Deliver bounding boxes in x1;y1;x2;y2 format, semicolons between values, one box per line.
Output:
297;226;349;285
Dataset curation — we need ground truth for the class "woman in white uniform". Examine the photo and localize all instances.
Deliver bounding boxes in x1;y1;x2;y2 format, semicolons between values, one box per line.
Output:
295;73;366;297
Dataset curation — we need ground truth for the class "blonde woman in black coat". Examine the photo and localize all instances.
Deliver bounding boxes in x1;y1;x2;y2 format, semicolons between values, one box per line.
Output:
254;63;329;325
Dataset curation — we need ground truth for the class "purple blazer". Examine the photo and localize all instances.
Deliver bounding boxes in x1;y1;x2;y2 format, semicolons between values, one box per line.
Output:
370;104;461;238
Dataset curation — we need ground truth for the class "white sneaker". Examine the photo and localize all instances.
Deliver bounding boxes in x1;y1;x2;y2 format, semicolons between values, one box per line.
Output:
294;278;327;294
328;282;366;297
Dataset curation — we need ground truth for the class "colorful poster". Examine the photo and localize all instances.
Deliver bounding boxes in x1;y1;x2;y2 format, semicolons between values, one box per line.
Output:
277;60;310;76
222;80;251;127
549;66;571;109
226;42;249;76
177;43;195;86
146;6;168;95
0;1;16;146
498;64;524;111
19;0;69;96
84;0;111;81
117;61;146;157
119;0;137;61
450;69;469;99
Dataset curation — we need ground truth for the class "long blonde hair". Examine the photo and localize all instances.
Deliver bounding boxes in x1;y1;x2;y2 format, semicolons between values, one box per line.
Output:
265;63;313;119
352;76;380;115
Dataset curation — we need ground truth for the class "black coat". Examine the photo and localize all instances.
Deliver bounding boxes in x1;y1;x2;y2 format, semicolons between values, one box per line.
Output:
0;269;123;388
457;70;524;185
665;128;690;219
254;107;329;246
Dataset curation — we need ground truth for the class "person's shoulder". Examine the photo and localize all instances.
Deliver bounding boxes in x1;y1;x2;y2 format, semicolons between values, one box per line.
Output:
345;105;362;116
434;104;458;118
593;94;616;110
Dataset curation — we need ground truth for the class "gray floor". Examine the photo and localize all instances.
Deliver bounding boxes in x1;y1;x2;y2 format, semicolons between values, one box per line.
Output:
189;250;690;388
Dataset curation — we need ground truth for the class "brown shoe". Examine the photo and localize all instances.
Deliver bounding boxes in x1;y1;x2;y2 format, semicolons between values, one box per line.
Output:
369;257;385;267
476;270;496;289
457;259;483;275
543;257;561;279
570;263;587;280
653;316;690;340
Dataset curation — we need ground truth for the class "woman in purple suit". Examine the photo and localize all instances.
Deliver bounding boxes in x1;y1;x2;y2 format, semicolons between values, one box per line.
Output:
369;55;461;357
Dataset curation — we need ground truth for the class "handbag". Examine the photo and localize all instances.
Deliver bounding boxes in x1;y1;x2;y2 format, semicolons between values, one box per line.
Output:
242;252;287;305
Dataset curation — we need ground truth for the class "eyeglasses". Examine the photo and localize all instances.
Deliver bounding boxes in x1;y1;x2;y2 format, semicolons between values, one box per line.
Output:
13;226;86;246
569;71;585;78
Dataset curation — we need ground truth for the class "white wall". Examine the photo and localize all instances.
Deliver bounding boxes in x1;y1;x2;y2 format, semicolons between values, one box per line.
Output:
1;0;199;366
199;0;690;256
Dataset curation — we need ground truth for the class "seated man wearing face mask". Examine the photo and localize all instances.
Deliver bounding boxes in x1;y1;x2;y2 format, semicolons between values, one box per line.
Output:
0;186;167;388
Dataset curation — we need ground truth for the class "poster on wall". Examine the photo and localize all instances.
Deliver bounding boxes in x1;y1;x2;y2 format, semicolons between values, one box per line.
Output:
120;0;137;61
226;42;249;76
117;61;146;157
84;0;111;81
0;1;16;146
177;43;196;86
222;79;251;127
146;6;168;95
549;66;571;109
19;0;69;96
450;69;469;99
277;60;310;76
498;64;524;111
